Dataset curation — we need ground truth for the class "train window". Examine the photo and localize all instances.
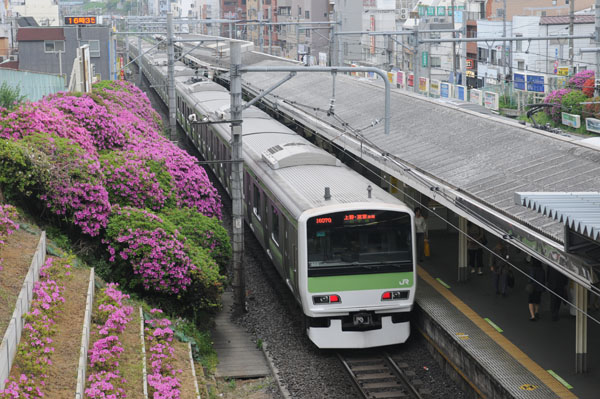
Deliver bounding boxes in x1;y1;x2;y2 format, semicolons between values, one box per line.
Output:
306;210;413;277
253;184;262;221
271;205;280;245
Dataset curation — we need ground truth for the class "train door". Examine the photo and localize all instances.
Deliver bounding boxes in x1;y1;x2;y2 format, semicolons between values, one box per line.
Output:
283;220;298;297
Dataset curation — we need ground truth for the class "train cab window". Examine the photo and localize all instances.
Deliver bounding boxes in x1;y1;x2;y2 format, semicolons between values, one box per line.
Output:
271;205;280;245
253;184;262;221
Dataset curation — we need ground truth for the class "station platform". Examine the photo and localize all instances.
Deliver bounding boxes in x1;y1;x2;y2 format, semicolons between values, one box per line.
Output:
211;290;271;379
416;231;599;399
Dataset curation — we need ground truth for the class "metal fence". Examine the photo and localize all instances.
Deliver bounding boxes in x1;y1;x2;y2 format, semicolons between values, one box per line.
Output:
0;68;65;102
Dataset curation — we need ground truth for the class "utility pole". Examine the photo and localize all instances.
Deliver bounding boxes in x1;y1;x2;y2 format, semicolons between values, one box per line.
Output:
259;0;264;53
414;27;419;93
137;35;143;86
451;0;457;83
503;0;507;81
167;12;176;140
230;42;245;314
596;0;600;87
569;0;575;67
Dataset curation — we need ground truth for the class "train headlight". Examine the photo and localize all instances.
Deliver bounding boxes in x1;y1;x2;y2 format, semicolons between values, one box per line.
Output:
381;291;409;301
312;294;341;304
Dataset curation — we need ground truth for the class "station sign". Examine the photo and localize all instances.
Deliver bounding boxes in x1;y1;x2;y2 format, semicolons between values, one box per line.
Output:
65;16;97;25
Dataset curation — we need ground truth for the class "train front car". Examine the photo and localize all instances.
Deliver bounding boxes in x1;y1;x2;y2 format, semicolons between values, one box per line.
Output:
299;205;416;349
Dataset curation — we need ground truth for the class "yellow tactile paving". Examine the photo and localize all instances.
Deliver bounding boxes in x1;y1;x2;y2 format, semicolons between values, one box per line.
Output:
417;266;577;399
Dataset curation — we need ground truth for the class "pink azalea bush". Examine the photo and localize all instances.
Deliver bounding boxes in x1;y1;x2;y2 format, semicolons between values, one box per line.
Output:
145;309;181;399
85;283;133;399
0;256;72;398
0;204;19;271
568;69;595;90
543;88;572;122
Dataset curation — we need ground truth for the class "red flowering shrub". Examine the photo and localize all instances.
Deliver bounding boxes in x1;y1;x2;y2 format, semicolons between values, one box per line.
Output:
582;77;596;98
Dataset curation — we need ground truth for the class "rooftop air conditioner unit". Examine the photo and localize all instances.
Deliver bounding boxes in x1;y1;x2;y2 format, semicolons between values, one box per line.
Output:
9;55;17;62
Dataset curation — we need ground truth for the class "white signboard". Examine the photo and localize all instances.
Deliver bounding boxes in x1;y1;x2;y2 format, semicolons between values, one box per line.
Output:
470;89;483;106
483;91;499;111
585;117;600;133
397;71;406;89
562;112;581;128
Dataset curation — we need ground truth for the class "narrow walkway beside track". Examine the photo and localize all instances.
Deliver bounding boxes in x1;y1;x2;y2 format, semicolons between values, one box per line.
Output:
416;231;600;399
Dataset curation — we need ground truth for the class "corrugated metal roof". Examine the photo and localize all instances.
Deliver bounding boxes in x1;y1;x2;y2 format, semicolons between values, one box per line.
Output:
16;27;64;41
540;15;595;25
514;192;600;241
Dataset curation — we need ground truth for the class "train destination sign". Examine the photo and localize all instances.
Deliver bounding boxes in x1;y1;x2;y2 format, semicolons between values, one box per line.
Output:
65;16;97;25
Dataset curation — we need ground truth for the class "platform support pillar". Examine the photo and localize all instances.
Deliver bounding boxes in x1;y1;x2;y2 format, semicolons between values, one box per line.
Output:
575;282;588;373
457;216;468;282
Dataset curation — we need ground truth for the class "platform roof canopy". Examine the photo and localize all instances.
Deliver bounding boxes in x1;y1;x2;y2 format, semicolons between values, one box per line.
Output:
515;192;600;242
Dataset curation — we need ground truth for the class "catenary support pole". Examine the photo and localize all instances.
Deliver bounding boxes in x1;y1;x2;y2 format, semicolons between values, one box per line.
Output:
137;35;143;86
570;0;575;67
167;12;176;140
451;0;456;83
230;42;245;314
596;0;600;94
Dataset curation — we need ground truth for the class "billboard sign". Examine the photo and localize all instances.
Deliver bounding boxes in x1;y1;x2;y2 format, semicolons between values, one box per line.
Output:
514;73;526;91
430;79;441;96
456;85;466;101
484;91;499;110
562;112;581;128
440;82;452;98
585;117;600;133
527;74;545;93
470;89;483;106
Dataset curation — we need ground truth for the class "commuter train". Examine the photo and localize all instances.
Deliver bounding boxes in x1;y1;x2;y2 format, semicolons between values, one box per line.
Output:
130;40;416;349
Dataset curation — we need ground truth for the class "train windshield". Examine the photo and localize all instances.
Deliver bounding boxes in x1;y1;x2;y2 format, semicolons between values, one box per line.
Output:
307;210;413;277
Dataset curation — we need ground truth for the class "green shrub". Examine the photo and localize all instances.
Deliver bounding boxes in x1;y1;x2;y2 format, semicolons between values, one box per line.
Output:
0;82;26;110
0;138;43;200
161;207;231;272
561;90;588;116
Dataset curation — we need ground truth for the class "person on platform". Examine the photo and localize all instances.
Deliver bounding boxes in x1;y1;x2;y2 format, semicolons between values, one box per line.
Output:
547;266;569;321
467;222;486;275
414;207;427;263
490;242;509;297
528;258;546;321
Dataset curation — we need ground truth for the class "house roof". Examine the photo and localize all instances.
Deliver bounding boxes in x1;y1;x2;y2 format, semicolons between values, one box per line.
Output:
16;17;39;27
16;27;65;42
540;15;595;25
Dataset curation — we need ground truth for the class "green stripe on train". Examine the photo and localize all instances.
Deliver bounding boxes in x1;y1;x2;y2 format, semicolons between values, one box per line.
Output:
308;272;414;293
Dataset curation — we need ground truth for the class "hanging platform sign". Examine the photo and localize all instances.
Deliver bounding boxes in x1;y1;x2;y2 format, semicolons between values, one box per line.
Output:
562;112;581;128
585;117;600;133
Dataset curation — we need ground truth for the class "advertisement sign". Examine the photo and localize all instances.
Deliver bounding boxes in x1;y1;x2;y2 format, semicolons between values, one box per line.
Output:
430;79;441;96
483;91;499;110
527;74;545;93
585;117;600;133
562;112;581;128
456;85;466;101
557;67;569;76
397;71;406;89
470;89;483;106
370;16;375;54
422;51;428;67
466;58;473;69
514;73;526;91
387;71;396;85
419;77;429;93
440;82;452;98
408;73;414;87
318;52;327;66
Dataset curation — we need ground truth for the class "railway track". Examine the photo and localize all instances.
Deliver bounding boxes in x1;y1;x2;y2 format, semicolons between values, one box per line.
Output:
339;351;429;399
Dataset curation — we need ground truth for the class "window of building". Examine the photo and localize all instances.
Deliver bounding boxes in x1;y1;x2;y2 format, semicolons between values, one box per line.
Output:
80;40;100;57
344;42;348;56
44;40;65;53
431;56;441;68
298;6;302;17
305;29;310;38
430;32;440;40
515;34;523;52
517;60;525;70
305;10;310;19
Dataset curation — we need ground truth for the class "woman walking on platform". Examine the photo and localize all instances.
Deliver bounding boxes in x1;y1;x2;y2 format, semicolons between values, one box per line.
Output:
527;258;546;321
414;207;427;263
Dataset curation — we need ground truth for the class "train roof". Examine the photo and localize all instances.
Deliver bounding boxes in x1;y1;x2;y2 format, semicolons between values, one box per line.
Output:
176;76;409;217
